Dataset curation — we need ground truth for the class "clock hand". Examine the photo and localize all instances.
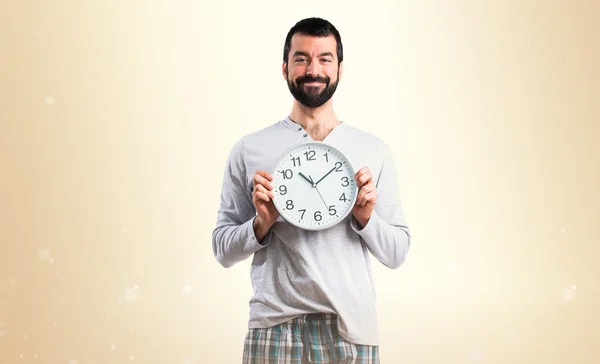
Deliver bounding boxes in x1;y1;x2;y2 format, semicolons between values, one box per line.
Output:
298;172;315;187
314;185;330;210
314;166;337;186
308;174;329;209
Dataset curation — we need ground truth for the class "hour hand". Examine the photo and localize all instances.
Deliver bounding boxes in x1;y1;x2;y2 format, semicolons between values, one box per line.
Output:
298;172;315;186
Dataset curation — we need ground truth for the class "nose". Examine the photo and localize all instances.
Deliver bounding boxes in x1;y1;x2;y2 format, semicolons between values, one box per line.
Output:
306;60;320;77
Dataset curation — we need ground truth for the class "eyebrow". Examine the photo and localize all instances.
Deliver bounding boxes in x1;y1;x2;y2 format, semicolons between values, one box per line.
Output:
292;51;335;58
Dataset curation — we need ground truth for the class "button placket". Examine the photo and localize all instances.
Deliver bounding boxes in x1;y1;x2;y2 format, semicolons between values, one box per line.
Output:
297;126;307;138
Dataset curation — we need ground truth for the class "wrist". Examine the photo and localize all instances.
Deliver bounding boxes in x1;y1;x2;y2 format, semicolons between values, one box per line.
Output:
356;217;369;229
253;216;273;243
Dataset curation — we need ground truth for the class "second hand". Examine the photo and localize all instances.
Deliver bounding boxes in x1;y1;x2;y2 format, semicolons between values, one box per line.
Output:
310;175;329;209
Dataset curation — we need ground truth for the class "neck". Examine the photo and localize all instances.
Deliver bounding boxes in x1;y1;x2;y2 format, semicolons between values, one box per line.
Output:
288;100;340;130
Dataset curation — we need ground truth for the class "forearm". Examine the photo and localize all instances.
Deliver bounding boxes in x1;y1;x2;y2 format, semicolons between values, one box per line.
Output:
352;209;410;269
212;217;269;268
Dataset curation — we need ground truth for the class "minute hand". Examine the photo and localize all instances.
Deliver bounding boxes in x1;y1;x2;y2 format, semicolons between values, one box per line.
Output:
314;166;337;186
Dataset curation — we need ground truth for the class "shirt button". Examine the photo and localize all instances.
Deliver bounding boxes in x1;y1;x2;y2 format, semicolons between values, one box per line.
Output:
303;133;307;137
298;127;302;131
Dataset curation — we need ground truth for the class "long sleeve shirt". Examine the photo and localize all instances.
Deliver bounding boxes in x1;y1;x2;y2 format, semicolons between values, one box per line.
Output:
212;116;411;345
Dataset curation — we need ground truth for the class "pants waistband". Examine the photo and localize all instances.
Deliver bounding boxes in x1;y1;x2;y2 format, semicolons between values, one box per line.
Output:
304;312;336;321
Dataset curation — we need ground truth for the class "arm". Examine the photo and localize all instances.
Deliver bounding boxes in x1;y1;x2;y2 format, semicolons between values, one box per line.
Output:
212;139;272;268
351;142;411;269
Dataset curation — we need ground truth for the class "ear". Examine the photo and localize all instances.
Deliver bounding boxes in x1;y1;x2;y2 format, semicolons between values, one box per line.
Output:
338;60;344;81
282;61;288;80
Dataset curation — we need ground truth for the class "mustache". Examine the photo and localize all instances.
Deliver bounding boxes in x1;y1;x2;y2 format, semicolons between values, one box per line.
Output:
296;75;330;85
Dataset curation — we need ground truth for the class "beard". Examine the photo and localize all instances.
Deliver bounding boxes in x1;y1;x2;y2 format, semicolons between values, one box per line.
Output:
286;70;339;108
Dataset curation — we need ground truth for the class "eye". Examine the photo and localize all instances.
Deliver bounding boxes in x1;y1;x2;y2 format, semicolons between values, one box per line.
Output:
295;58;307;63
321;58;332;63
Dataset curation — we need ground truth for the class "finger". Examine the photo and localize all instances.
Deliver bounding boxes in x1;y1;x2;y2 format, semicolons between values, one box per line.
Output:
255;184;275;199
253;184;274;201
255;170;274;181
354;167;370;180
355;191;365;206
356;185;375;206
354;167;371;181
360;190;377;207
253;174;273;190
356;188;367;206
356;172;373;188
253;190;271;203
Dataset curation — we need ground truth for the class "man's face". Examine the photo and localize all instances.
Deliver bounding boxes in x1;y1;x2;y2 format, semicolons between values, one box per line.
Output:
284;34;342;108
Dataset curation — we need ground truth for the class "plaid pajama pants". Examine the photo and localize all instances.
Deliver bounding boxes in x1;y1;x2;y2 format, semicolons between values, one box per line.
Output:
242;313;380;363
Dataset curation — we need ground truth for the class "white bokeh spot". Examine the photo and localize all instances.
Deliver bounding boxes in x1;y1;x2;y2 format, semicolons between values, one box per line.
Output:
562;287;576;301
124;287;137;302
37;248;53;262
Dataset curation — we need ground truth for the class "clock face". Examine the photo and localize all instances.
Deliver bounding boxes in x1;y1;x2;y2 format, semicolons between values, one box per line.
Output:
272;141;358;230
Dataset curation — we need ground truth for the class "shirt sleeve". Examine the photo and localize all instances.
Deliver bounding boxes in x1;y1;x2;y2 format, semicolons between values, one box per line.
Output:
350;142;411;269
212;138;271;268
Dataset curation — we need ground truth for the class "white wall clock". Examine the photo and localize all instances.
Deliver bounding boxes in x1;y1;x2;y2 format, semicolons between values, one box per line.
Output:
271;141;358;231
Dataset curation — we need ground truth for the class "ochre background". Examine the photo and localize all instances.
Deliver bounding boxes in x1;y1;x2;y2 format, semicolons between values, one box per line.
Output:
1;1;599;363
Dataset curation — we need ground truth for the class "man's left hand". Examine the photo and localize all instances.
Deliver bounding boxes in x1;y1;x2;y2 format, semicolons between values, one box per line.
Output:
352;166;377;228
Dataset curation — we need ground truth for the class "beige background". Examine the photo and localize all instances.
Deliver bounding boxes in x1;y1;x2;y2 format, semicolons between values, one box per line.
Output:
1;0;599;363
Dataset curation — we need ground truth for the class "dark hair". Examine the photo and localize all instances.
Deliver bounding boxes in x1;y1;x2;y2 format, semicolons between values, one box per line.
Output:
283;17;343;65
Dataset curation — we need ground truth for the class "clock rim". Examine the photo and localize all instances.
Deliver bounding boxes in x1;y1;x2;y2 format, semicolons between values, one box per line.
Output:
271;140;358;231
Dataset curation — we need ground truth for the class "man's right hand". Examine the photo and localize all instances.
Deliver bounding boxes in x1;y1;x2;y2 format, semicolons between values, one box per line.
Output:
252;170;279;243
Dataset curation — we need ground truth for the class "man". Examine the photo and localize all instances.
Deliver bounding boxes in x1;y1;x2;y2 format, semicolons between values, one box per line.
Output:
212;17;411;363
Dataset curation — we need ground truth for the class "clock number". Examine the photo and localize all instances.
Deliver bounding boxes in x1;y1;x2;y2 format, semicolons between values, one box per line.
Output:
328;205;337;216
279;185;287;195
314;211;322;221
286;200;294;210
339;193;348;202
291;156;301;167
334;161;343;172
304;150;316;161
323;152;329;162
298;209;306;220
341;176;350;187
279;169;293;179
